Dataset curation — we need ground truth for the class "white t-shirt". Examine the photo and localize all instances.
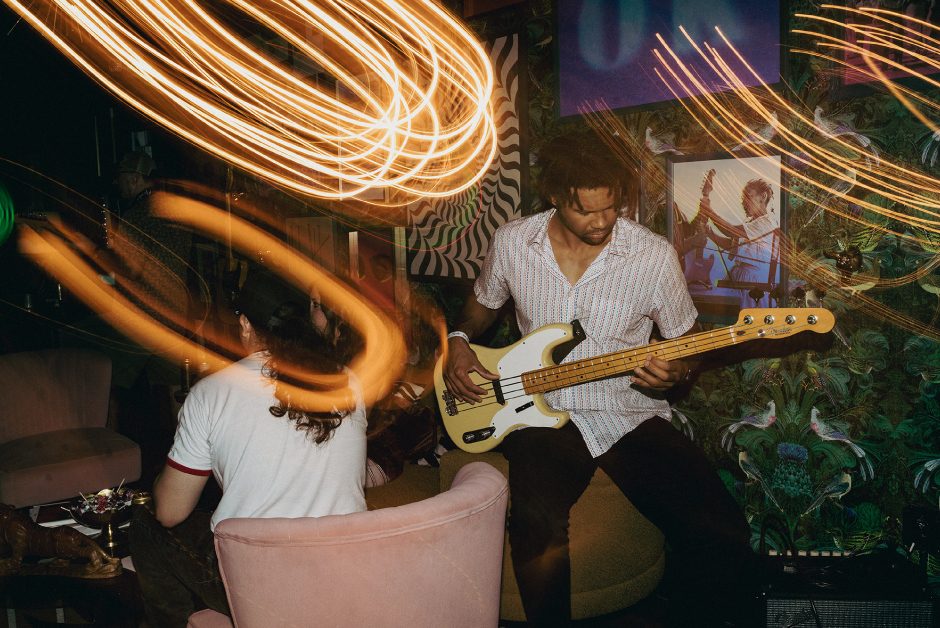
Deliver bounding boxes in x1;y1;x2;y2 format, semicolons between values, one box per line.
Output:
737;213;777;266
167;352;367;530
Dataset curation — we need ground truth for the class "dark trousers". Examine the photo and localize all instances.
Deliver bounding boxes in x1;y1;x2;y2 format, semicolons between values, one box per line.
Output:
502;418;760;628
129;505;231;628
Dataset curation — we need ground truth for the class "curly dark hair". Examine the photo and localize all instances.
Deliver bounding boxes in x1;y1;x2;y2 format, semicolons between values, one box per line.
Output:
535;131;638;213
253;301;351;444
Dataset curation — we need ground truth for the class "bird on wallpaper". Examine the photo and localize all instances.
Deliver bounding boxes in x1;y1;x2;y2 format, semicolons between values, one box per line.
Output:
738;451;784;512
721;401;776;451
809;407;875;480
914;458;940;493
842;258;881;296
803;167;857;226
801;471;852;517
805;356;839;408
917;272;940;296
670;405;695;441
751;358;782;396
645;127;684;155
921;128;940;167
813;107;880;168
731;112;778;152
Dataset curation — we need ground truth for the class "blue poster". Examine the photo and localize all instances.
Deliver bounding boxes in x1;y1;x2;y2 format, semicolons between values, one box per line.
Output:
555;0;782;117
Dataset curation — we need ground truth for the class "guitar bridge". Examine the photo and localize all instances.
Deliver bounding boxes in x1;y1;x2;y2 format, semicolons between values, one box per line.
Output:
442;389;458;416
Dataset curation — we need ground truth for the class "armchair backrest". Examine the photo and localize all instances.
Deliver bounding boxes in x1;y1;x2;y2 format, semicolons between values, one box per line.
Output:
213;461;509;628
0;348;112;444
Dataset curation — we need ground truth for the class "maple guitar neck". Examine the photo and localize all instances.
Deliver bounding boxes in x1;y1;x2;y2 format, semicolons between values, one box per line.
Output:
522;308;835;395
434;307;835;453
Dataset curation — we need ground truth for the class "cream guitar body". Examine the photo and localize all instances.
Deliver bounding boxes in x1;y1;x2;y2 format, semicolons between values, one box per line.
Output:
434;324;577;454
434;308;834;453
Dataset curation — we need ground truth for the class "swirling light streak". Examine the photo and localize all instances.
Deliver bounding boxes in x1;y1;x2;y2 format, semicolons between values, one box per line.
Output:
653;29;940;234
656;28;940;236
616;18;940;338
4;0;497;203
157;195;407;406
649;24;940;247
17;192;406;411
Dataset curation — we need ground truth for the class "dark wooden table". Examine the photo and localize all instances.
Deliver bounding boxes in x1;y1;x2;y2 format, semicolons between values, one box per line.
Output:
1;566;144;628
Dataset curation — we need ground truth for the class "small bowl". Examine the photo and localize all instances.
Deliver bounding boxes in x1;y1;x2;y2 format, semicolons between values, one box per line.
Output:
70;488;135;527
70;488;136;556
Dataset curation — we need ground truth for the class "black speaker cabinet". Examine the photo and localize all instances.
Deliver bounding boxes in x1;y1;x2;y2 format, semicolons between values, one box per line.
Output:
766;594;935;627
763;550;936;628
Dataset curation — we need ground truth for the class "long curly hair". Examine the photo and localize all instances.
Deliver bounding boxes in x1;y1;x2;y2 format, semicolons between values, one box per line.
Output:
253;301;351;444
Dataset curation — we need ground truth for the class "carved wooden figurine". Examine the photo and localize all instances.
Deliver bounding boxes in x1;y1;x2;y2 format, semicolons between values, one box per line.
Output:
0;504;121;578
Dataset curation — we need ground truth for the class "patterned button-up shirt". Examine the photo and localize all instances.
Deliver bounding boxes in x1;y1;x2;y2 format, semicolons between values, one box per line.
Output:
474;210;697;457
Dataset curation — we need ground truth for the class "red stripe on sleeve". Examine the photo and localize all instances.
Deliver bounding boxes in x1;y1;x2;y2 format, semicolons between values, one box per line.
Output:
166;456;212;477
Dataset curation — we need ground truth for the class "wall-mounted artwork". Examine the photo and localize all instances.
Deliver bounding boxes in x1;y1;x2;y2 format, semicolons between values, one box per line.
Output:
831;0;940;99
667;152;788;320
286;216;335;274
553;0;783;119
406;32;525;281
350;230;396;312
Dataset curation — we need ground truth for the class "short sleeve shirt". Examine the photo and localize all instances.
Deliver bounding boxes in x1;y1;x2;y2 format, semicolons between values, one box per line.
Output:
474;210;697;457
168;354;368;530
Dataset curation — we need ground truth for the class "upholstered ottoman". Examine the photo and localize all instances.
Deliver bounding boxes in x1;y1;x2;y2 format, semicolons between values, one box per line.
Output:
439;449;665;622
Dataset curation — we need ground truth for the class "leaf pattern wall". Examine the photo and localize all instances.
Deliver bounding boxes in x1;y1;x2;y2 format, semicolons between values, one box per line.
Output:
447;0;940;577
406;33;523;279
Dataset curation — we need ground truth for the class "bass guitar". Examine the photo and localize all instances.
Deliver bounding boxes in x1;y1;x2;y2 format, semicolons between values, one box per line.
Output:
434;308;834;453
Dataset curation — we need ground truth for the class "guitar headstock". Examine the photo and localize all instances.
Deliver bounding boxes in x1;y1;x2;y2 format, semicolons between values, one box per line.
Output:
701;168;716;196
735;308;834;337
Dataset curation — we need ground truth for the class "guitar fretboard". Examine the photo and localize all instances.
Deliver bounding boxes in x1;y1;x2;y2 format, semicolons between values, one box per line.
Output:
520;312;820;395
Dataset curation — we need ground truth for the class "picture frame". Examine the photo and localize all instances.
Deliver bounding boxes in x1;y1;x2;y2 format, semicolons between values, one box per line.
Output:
349;229;396;312
829;0;940;101
666;152;788;323
285;216;336;275
406;31;526;280
552;0;786;121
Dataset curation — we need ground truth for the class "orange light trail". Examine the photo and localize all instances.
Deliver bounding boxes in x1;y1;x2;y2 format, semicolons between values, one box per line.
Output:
590;12;940;340
17;192;407;412
4;0;497;204
652;27;940;234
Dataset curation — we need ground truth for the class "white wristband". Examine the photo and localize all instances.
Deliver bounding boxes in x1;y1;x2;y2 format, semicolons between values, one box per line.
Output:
447;331;470;344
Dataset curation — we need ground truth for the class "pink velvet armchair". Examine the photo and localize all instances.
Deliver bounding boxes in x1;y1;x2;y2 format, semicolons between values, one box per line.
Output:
0;348;141;508
187;461;509;628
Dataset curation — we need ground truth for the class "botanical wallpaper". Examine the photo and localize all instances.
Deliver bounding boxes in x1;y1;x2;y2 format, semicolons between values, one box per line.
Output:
418;0;940;583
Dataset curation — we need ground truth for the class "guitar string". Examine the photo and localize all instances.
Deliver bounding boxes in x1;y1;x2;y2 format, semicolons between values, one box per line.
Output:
456;321;751;400
447;320;807;412
451;325;748;409
446;319;819;412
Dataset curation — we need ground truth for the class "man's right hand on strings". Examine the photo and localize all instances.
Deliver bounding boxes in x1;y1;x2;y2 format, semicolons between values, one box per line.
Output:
443;336;498;404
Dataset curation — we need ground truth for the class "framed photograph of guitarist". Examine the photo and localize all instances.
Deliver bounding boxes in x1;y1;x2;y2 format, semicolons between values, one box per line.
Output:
666;152;788;320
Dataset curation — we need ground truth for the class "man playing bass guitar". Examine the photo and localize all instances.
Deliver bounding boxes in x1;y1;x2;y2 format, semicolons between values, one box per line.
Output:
443;132;760;628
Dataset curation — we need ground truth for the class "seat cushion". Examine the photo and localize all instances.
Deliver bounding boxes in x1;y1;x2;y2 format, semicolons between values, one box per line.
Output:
364;462;439;510
187;609;233;628
440;450;665;621
0;427;141;508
